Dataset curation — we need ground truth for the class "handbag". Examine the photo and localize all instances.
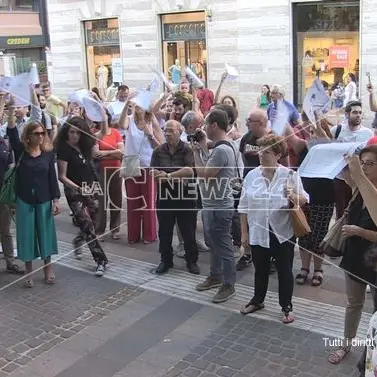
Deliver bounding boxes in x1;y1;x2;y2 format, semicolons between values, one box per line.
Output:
319;189;359;258
120;135;147;179
0;151;24;206
286;170;311;237
290;204;311;237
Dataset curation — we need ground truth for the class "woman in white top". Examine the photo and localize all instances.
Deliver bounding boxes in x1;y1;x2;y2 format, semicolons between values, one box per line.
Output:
238;134;309;324
344;73;358;105
119;99;164;244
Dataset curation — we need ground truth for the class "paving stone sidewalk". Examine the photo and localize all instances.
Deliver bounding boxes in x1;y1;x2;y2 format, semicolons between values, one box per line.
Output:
163;314;363;377
0;265;143;376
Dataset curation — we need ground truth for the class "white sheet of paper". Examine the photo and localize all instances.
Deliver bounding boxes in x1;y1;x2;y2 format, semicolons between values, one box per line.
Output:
302;78;330;127
83;97;104;122
68;89;91;106
0;76;12;92
131;89;153;111
160;72;173;91
298;142;362;179
30;63;39;85
9;73;31;106
270;100;290;136
225;63;238;80
185;67;204;88
149;76;159;92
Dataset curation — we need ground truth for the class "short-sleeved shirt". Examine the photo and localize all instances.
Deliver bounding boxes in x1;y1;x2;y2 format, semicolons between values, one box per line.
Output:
57;143;95;186
199;141;237;209
47;95;63;119
97;128;123;169
267;100;300;127
330;123;373;142
150;141;196;203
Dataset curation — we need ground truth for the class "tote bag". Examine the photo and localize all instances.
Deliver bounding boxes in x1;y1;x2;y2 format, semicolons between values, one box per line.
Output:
120;135;147;179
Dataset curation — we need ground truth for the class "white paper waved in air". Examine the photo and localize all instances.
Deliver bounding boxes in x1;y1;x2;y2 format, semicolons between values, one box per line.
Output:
185;67;204;88
130;89;153;111
149;76;159;93
68;89;91;106
83;97;104;122
298;142;362;179
9;73;32;106
225;63;239;80
0;76;12;93
302;78;330;127
270;100;290;136
30;63;40;85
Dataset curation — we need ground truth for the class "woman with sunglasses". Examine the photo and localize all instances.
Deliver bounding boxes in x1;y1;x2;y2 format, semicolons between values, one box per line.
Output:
7;108;60;288
56;116;108;276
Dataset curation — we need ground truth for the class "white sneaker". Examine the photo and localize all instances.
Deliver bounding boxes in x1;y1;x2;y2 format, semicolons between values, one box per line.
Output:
197;240;210;252
175;243;185;258
367;284;371;293
95;263;105;277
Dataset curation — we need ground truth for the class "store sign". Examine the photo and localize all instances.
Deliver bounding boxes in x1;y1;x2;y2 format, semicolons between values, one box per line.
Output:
163;22;206;41
329;46;350;69
85;28;120;46
0;35;45;49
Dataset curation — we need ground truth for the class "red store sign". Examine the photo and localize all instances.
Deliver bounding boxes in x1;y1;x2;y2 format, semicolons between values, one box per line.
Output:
329;46;350;68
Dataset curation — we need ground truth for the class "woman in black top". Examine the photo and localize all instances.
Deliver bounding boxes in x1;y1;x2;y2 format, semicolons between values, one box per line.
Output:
7;114;60;288
328;145;377;365
284;116;334;286
56;116;108;276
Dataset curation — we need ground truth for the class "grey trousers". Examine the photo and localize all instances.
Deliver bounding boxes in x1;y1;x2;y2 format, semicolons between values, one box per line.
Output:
0;204;14;266
202;209;236;286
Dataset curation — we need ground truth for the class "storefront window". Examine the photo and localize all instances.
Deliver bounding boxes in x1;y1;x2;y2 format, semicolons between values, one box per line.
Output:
161;12;207;86
83;18;121;100
293;1;360;108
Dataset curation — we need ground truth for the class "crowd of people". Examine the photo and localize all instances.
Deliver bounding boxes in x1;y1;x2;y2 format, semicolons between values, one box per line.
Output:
1;70;377;375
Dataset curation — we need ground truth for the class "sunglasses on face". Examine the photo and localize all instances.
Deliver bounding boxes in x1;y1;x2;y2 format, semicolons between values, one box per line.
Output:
31;131;46;137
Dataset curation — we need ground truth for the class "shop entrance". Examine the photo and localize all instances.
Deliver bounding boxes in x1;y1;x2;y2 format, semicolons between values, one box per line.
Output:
293;1;360;108
161;12;207;86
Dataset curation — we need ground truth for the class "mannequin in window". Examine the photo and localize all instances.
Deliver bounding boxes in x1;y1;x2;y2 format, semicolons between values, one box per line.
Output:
169;59;181;84
97;62;108;100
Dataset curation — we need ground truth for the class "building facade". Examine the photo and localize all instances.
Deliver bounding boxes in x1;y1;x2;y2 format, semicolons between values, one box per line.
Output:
0;0;50;80
46;0;376;120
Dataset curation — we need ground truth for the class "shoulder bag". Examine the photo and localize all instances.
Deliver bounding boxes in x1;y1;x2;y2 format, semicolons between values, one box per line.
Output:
0;151;25;206
120;134;147;179
319;189;359;258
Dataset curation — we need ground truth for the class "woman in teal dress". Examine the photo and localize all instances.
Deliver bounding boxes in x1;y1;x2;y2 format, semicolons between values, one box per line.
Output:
257;85;271;110
7;109;60;288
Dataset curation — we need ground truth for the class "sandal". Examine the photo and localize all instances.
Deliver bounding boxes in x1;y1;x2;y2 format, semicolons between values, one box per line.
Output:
312;269;324;287
282;311;295;324
6;264;25;275
240;302;265;315
23;279;34;288
328;346;350;364
45;274;56;285
295;268;309;285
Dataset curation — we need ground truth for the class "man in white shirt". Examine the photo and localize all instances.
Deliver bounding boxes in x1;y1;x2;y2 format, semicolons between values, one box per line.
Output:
331;100;373;219
107;85;129;122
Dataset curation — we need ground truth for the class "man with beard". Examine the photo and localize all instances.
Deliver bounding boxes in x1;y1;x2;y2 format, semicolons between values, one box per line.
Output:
37;93;58;141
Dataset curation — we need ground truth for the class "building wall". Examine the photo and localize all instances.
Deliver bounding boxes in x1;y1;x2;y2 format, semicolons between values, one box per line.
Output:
47;0;375;121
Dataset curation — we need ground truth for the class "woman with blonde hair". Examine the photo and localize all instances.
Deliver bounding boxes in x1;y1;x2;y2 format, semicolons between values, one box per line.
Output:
7;112;60;288
120;98;164;244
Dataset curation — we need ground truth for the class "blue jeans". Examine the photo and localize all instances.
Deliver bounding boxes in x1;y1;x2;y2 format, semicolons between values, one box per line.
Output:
202;209;236;286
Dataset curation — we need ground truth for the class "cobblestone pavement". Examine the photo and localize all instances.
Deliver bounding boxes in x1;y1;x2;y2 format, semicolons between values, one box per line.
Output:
0;265;143;376
162;313;362;377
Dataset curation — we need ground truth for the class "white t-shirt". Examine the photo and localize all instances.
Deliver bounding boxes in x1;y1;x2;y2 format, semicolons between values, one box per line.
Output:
330;123;373;143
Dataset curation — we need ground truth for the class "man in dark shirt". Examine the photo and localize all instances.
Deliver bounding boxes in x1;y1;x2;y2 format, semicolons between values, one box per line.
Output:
0;135;23;274
150;120;199;275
